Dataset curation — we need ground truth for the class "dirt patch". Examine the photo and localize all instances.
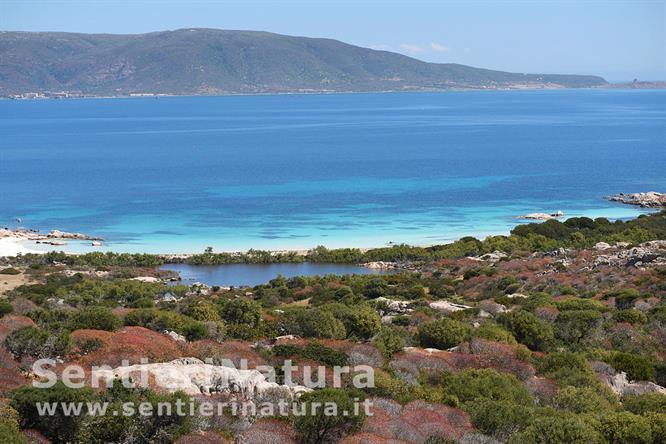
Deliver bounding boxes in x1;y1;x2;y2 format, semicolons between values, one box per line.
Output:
0;270;35;296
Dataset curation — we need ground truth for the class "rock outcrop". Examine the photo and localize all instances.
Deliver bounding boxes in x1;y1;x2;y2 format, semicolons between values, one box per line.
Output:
94;357;310;398
516;211;564;220
130;276;161;283
607;192;666;208
429;300;471;313
593;361;666;396
0;227;102;242
47;230;103;241
468;251;508;263
375;297;413;314
361;261;400;269
593;240;666;268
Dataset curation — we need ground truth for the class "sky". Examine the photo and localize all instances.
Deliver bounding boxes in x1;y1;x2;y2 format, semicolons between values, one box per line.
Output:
2;0;665;81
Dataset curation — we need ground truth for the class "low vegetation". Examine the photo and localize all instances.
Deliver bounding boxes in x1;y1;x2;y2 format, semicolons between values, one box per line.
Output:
0;211;665;443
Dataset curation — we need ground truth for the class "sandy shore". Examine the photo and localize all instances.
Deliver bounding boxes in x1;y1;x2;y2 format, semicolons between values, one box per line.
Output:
0;228;105;257
0;237;39;257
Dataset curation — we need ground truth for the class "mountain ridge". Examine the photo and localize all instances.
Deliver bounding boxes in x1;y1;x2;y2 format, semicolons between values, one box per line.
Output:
0;28;607;96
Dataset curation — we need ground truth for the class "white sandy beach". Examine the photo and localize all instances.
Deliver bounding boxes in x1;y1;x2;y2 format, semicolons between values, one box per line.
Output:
0;237;39;257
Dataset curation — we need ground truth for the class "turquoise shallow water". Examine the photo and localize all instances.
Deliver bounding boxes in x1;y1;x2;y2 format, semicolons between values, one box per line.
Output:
0;89;664;253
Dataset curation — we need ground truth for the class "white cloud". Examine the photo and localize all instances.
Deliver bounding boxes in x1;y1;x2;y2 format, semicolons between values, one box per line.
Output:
369;44;391;51
398;43;424;53
430;42;451;53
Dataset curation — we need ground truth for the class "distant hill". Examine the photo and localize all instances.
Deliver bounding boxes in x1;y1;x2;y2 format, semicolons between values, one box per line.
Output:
0;29;607;96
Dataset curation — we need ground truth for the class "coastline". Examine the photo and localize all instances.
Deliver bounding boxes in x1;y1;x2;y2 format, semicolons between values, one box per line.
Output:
0;237;39;256
4;83;666;101
1;206;660;259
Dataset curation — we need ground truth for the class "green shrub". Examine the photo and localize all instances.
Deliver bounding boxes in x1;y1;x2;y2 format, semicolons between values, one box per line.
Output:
322;303;381;340
226;323;260;340
623;393;666;415
373;326;406;359
0;421;26;444
298;309;346;339
509;411;603;444
5;326;70;360
537;351;607;392
645;412;666;443
303;342;348;367
273;342;348;367
555;298;606;312
0;405;26;444
463;268;481;280
293;388;365;443
77;338;104;354
363;278;388;299
0;267;20;275
272;344;302;358
614;309;649;325
391;315;411;326
465;399;533;441
182;321;208;341
69;306;121;331
131;297;154;308
124;308;206;340
11;382;97;444
220;298;261;327
518;293;555;312
553;386;613;413
605;288;641;309
597;411;652;444
441;368;534;406
186;301;221;321
0;300;13;317
607;352;656;382
417;318;471;349
471;322;517;344
403;284;426;300
76;385;192;443
364;371;423;404
497;310;554;351
555;310;602;344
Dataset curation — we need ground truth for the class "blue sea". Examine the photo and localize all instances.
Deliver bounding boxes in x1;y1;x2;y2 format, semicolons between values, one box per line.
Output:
0;89;664;254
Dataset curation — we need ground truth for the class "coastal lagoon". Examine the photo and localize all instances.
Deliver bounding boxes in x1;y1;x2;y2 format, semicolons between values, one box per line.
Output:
1;89;664;254
161;263;394;287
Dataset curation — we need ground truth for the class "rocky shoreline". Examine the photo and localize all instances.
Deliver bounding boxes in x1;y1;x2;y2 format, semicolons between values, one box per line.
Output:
515;211;564;220
0;228;104;256
0;228;103;242
607;191;666;208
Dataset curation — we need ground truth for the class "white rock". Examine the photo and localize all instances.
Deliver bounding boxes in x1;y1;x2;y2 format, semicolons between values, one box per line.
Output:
593;361;666;396
131;276;160;283
93;358;310;398
516;211;564;220
479;300;507;315
375;297;413;313
468;251;508;263
607;192;666;208
362;261;399;269
429;300;471;313
164;330;187;342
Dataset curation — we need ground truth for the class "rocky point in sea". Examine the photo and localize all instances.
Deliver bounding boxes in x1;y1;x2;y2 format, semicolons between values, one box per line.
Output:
607;191;666;208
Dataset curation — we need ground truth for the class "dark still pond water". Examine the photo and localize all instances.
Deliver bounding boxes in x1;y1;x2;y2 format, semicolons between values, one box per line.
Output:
160;263;393;287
